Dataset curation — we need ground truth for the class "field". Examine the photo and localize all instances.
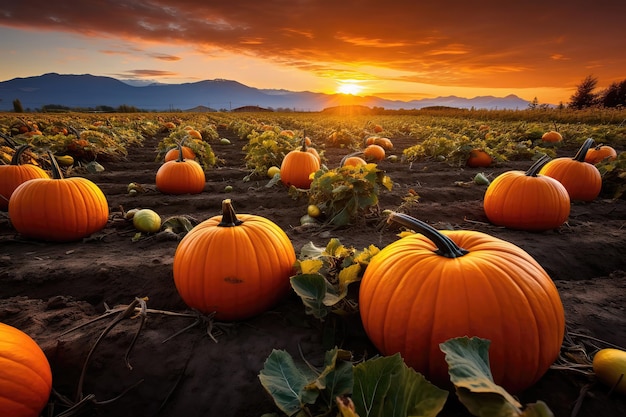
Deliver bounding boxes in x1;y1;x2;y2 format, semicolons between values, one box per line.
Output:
1;109;625;417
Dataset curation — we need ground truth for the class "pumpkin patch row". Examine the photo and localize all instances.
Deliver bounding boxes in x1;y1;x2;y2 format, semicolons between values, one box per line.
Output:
1;113;624;417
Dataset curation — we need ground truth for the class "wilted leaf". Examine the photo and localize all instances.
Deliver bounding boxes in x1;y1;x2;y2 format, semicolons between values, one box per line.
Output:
299;241;326;259
300;259;324;274
259;350;318;416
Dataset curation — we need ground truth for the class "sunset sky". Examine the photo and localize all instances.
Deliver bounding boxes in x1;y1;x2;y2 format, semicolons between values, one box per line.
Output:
1;1;624;105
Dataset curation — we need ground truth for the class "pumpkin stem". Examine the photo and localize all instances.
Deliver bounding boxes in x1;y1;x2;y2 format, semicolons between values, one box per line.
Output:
176;138;187;163
387;212;469;258
10;144;32;165
47;151;64;180
218;199;244;227
299;130;308;152
574;138;595;162
526;154;552;177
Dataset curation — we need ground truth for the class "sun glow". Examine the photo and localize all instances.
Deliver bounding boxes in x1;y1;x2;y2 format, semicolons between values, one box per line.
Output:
336;80;364;95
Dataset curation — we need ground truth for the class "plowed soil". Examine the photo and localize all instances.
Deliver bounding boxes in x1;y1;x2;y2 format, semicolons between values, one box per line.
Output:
1;125;625;417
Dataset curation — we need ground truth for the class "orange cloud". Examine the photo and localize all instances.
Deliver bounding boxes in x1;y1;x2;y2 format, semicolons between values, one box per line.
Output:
0;1;624;96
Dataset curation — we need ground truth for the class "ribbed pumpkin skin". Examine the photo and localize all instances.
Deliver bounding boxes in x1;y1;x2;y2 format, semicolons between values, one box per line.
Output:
0;164;49;210
359;229;565;393
483;171;570;231
538;138;602;202
280;149;320;189
156;159;205;194
8;177;109;242
173;209;296;321
539;159;601;202
0;322;52;417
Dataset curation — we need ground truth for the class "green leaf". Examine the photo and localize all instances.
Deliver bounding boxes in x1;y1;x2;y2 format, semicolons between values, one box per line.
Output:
440;337;523;417
259;349;319;416
290;274;330;319
352;353;448;417
307;347;354;410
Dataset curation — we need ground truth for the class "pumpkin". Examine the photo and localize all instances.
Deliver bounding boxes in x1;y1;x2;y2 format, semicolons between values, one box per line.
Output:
584;144;617;164
541;130;563;143
0;322;52;417
9;152;109;242
156;142;206;194
592;348;626;394
359;212;565;393
340;152;367;168
466;149;493;168
173;199;296;321
280;137;320;189
0;145;49;210
164;145;196;162
539;138;602;202
132;208;162;233
363;144;385;162
483;155;570;231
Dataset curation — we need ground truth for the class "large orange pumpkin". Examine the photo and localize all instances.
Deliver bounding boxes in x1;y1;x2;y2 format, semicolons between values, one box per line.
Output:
0;145;49;210
156;142;205;194
483;155;570;231
539;138;602;202
0;322;52;417
359;213;565;393
173;199;296;321
8;152;109;242
280;138;320;189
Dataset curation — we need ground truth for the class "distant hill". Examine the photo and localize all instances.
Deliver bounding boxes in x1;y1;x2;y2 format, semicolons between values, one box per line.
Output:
0;73;531;112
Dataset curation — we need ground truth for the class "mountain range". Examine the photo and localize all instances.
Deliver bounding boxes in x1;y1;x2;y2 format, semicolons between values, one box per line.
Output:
0;73;532;112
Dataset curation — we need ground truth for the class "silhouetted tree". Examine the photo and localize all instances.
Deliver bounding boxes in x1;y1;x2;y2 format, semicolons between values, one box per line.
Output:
600;79;626;108
12;99;24;113
569;75;599;109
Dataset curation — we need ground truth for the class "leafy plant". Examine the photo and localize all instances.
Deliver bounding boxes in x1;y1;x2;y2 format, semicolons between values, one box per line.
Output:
290;239;379;320
259;348;447;417
243;129;300;179
260;337;555;417
596;151;626;199
306;164;393;226
441;337;555;417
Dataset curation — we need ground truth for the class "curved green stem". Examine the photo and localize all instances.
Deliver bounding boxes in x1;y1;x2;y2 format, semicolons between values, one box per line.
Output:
218;199;243;227
573;138;595;162
47;151;64;179
526;154;552;177
387;212;469;258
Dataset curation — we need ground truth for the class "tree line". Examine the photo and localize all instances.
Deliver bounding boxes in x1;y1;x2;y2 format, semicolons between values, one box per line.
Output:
569;75;626;109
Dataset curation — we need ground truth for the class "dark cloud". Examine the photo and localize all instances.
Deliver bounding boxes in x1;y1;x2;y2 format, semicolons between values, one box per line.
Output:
1;1;625;89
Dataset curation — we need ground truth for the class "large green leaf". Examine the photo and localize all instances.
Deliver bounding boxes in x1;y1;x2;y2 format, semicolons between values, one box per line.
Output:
440;337;554;417
352;353;448;417
290;274;330;319
259;349;319;416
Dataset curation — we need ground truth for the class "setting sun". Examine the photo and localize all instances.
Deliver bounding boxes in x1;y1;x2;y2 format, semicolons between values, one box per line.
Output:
336;81;364;96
